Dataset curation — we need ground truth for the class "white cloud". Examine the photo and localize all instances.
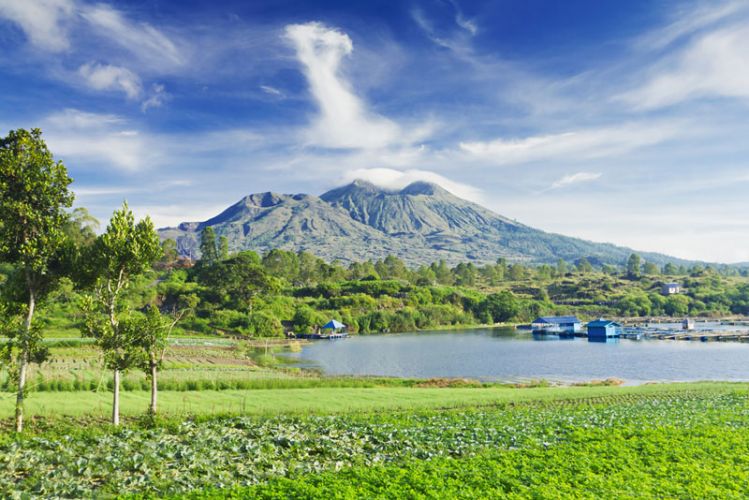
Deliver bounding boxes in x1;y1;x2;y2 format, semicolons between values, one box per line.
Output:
78;62;142;99
459;122;683;165
260;85;283;97
636;0;747;51
42;109;148;171
284;22;404;149
0;0;74;52
339;167;483;202
140;83;168;112
449;0;477;35
550;172;602;189
80;3;184;69
622;14;749;109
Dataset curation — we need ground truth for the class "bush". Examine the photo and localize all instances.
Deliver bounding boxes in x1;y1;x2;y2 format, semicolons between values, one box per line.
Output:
248;311;284;338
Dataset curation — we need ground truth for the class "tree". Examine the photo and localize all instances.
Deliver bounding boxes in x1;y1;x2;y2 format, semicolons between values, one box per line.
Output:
199;226;219;264
555;259;568;277
292;305;323;334
662;262;678;275
219;235;229;260
249;310;284;337
297;251;322;286
627;253;642;279
481;291;520;323
507;264;527;281
262;249;299;282
665;294;690;317
131;305;183;416
643;261;659;276
453;262;477;286
197;252;278;312
576;258;593;274
0;128;74;432
64;207;99;247
80;203;162;425
156;239;179;270
431;260;453;285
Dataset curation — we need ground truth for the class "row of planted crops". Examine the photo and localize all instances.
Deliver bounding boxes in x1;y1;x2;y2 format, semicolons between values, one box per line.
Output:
2;388;749;497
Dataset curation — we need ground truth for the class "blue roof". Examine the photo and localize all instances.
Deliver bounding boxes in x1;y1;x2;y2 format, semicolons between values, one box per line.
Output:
587;319;622;327
533;316;580;324
322;319;346;330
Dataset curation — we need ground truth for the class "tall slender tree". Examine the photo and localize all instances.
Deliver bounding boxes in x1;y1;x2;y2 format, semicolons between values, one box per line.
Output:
80;202;161;425
0;128;73;432
199;226;219;264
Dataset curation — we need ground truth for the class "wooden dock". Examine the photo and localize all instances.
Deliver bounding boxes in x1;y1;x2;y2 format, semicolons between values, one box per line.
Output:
646;331;749;342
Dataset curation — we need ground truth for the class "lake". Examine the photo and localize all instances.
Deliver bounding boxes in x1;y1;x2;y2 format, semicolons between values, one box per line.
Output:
284;327;749;384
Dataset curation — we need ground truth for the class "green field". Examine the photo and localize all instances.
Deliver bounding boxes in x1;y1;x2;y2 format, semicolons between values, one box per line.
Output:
0;382;739;419
2;382;749;498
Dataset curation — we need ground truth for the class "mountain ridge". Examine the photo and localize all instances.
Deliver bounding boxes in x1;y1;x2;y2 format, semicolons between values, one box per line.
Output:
159;180;695;267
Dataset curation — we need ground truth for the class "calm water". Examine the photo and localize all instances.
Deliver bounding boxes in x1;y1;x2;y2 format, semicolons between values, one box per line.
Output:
285;328;749;384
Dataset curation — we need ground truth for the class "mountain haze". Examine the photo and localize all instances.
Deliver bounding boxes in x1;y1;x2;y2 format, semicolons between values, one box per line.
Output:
159;180;687;267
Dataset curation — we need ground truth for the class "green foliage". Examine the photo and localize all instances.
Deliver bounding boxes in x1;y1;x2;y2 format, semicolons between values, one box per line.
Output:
196;252;278;311
0;128;74;430
248;311;284;337
199;226;219;264
0;128;74;278
664;294;690;316
481;291;520;323
86;202;162;288
627;253;642;279
292;305;325;334
1;388;747;497
616;290;652;317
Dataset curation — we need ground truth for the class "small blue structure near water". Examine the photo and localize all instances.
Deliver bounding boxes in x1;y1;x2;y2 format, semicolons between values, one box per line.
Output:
322;319;346;331
531;316;582;334
587;319;622;340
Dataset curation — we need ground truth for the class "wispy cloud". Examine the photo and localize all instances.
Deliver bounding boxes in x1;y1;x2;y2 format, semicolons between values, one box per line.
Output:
449;0;477;35
550;172;602;190
340;167;483;202
635;0;747;51
0;0;74;52
140;83;168;112
260;84;283;97
284;22;407;149
78;62;142;99
621;4;749;109
459;122;684;165
79;3;185;69
0;0;181;110
42;108;148;170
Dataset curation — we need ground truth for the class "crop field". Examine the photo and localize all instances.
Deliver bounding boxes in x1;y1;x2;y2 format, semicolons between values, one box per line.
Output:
1;383;748;497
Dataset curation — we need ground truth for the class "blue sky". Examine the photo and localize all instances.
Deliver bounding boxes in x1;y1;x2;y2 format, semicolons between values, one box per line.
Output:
1;0;748;263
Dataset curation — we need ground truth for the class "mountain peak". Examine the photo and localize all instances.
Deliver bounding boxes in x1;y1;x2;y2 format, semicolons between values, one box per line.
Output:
322;179;450;200
159;181;688;268
399;181;445;196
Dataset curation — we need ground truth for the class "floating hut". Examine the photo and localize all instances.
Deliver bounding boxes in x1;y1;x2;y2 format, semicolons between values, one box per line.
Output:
531;316;582;335
587;319;622;340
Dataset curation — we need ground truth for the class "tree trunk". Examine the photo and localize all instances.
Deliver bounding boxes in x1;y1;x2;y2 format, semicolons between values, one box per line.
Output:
112;368;120;426
16;289;35;433
149;356;158;416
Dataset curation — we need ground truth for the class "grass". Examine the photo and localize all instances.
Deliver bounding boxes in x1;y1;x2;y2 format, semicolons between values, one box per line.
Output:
0;381;742;420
